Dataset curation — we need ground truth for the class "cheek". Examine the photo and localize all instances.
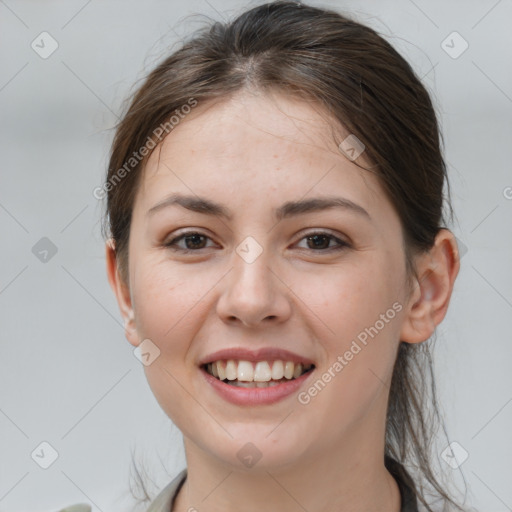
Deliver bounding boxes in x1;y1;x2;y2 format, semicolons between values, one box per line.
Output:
300;252;404;341
294;279;403;444
297;252;404;402
131;257;206;342
131;260;209;428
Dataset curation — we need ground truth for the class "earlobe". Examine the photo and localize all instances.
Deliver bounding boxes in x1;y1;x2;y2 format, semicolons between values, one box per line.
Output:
399;229;460;344
123;311;138;346
105;239;139;347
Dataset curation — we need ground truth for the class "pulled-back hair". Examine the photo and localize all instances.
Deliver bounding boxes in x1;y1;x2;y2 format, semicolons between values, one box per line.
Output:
103;2;465;510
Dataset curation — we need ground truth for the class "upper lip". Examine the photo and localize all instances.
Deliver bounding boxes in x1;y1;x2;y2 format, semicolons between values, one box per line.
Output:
198;347;316;366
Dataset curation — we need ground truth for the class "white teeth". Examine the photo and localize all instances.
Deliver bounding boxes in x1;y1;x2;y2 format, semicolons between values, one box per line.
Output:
206;359;313;382
254;361;272;382
233;381;255;388
228;380;284;388
217;361;226;381
284;361;295;379
271;360;284;380
225;360;237;380
237;360;254;381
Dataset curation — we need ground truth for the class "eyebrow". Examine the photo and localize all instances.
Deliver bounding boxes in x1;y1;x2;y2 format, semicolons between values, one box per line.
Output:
146;193;371;222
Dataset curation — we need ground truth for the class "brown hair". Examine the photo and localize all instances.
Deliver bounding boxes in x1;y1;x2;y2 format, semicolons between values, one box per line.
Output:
103;2;464;510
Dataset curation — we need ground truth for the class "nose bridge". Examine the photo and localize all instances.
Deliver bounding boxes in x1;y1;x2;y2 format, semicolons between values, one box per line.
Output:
231;239;275;304
216;236;289;326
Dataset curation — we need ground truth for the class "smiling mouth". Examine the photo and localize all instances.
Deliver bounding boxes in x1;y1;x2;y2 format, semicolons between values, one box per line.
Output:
201;360;315;388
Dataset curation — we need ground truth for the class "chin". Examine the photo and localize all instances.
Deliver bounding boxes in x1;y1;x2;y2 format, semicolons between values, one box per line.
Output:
209;431;307;473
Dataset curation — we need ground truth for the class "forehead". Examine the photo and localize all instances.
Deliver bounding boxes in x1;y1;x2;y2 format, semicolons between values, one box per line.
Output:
134;89;384;217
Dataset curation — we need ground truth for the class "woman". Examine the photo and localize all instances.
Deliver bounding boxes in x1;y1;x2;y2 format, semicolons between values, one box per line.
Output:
102;1;464;511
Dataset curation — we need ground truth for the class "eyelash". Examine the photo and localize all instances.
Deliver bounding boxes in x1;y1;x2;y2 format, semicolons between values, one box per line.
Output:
163;230;350;254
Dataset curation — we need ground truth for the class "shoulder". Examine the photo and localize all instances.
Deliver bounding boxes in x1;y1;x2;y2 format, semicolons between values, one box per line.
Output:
146;468;187;512
385;456;419;512
56;506;91;512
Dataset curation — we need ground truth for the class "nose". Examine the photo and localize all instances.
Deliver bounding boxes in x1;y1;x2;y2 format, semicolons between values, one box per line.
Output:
216;249;292;328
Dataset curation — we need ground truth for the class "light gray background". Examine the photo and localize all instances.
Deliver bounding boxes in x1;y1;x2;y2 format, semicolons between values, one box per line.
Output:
1;0;511;511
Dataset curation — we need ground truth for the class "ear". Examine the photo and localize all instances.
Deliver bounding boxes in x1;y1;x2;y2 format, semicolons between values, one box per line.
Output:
105;239;139;347
400;229;460;344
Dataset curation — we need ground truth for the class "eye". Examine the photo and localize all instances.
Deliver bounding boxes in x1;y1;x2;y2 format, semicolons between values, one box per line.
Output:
295;231;350;252
164;231;215;253
164;230;350;254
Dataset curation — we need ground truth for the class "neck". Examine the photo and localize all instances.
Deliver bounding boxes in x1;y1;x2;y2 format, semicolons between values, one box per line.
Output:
172;428;401;512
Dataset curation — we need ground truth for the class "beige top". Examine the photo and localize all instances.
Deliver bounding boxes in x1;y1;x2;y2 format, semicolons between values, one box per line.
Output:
145;458;419;512
146;468;187;512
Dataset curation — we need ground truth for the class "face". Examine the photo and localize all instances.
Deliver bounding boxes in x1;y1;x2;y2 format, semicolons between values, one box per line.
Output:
116;89;415;470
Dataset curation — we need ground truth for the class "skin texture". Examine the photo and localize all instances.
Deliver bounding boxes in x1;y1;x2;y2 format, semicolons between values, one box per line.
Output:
106;89;460;512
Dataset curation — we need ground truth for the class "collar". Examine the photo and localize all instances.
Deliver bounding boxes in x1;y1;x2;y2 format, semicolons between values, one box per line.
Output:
147;457;419;512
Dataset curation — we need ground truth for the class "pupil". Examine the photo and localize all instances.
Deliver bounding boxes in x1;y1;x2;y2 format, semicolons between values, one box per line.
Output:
185;234;206;249
308;234;329;249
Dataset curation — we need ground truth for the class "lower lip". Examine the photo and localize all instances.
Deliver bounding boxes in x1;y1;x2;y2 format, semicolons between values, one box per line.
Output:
200;366;315;406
